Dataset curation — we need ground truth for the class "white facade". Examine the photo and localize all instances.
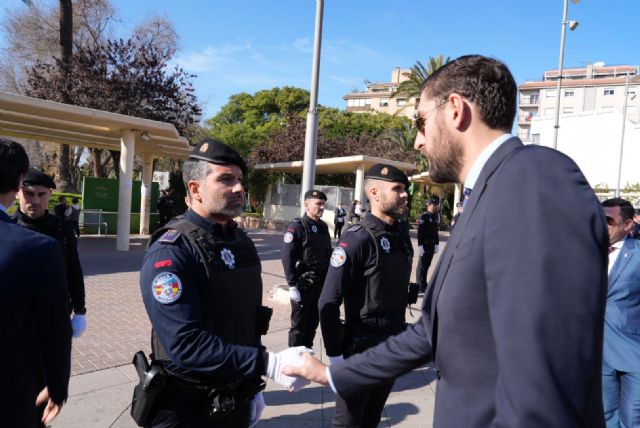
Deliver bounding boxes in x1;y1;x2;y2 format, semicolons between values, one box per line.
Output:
530;109;640;189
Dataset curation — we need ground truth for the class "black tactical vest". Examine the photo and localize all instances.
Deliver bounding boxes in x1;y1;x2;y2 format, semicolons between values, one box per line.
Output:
295;216;331;276
148;219;263;361
359;216;413;319
14;210;67;262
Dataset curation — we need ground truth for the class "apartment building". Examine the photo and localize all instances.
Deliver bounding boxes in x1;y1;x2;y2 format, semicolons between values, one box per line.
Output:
343;67;417;118
518;63;639;143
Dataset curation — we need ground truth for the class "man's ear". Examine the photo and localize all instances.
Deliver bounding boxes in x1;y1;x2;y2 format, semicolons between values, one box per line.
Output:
187;180;201;202
448;93;467;130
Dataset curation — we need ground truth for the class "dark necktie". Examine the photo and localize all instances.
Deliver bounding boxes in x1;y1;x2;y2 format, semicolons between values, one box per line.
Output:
462;187;472;208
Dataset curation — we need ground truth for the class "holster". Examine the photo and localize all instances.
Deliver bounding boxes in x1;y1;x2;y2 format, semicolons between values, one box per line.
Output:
201;377;266;423
255;305;273;336
407;282;419;305
130;351;166;427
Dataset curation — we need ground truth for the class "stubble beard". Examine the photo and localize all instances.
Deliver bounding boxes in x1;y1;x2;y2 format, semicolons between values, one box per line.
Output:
203;192;243;220
380;192;407;219
426;118;463;184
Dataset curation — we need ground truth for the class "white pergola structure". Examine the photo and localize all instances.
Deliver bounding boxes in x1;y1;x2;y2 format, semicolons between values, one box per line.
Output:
0;91;190;251
409;171;460;216
254;155;416;206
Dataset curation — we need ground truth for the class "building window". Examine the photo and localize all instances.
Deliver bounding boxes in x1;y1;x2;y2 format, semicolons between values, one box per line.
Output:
348;98;372;108
546;90;557;98
397;99;407;106
564;90;575;97
380;100;389;107
604;88;615;96
563;107;574;114
530;94;539;104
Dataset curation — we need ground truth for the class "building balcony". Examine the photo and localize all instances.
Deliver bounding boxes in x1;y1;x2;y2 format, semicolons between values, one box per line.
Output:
518;114;536;123
346;106;372;112
519;96;540;106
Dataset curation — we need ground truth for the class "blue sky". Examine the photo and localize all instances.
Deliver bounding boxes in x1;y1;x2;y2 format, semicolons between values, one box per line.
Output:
3;0;640;121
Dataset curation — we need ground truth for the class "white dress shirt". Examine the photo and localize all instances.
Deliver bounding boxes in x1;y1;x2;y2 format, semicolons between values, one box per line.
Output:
608;239;625;275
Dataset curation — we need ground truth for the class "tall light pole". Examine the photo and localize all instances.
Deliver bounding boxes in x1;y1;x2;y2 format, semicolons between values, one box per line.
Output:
300;0;324;214
552;0;580;150
615;73;633;197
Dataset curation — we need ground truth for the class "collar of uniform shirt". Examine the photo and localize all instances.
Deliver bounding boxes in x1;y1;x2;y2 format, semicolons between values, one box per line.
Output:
186;209;235;238
367;212;399;231
463;133;512;191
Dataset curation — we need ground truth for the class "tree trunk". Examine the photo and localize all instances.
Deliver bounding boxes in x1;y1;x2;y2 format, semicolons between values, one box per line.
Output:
55;0;76;192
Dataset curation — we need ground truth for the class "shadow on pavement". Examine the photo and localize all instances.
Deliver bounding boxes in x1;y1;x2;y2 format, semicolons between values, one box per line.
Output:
78;236;147;276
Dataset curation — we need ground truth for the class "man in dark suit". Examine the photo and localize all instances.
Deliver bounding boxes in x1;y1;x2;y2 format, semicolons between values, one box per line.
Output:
284;55;608;427
601;198;640;427
0;139;72;428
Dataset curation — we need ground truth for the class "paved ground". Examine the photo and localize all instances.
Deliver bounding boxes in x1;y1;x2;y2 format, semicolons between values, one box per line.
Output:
48;227;445;427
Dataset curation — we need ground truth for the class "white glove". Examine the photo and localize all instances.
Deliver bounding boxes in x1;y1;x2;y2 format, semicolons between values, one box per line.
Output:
289;286;301;303
418;246;425;257
71;314;86;337
266;347;313;391
248;391;265;428
329;355;344;365
434;244;440;254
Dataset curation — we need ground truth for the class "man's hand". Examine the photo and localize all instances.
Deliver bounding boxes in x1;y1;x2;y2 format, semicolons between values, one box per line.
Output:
289;286;301;303
282;352;329;386
71;314;87;337
266;347;313;391
36;387;63;424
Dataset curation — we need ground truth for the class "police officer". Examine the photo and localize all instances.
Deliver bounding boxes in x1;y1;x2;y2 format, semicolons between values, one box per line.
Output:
282;189;332;348
14;168;87;336
139;138;309;428
416;198;440;293
318;163;413;428
0;139;71;428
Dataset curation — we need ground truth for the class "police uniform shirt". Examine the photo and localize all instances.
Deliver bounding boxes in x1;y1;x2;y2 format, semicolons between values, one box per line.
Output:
140;209;267;380
13;208;86;314
282;214;330;287
417;211;439;246
318;214;407;357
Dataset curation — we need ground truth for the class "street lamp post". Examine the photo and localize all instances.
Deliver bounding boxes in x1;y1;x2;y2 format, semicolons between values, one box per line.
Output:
300;0;324;214
552;0;580;150
615;73;631;197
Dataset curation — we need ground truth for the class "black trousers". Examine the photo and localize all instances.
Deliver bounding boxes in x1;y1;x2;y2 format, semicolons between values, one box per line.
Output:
149;391;251;428
416;242;436;292
334;222;344;239
289;285;322;348
332;373;394;427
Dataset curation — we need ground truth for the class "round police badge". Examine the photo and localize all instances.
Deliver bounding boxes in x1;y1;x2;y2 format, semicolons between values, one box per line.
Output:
152;272;183;304
380;237;391;253
311;225;318;233
330;247;347;268
220;248;236;269
284;232;294;243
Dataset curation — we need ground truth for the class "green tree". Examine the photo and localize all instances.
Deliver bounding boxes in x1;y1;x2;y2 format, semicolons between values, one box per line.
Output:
394;54;450;101
206;87;309;156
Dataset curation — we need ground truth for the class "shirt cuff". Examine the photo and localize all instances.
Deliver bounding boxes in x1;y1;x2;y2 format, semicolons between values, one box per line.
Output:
326;366;337;393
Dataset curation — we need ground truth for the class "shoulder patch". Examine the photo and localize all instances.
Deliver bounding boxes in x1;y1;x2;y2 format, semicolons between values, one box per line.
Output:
330;247;347;268
159;229;181;243
284;232;294;243
152;272;182;304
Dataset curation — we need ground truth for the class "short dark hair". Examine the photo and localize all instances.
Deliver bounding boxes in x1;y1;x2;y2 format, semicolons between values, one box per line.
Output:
602;198;634;222
420;55;517;132
0;138;29;194
72;198;79;203
59;195;67;202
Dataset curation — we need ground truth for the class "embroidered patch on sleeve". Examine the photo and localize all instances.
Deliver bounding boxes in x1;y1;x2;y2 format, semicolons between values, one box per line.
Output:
154;259;173;268
151;272;183;304
284;232;294;243
159;229;181;243
330;247;347;268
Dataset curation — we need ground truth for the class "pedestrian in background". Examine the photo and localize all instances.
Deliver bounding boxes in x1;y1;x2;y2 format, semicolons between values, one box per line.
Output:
416;198;440;293
333;202;346;239
65;197;81;238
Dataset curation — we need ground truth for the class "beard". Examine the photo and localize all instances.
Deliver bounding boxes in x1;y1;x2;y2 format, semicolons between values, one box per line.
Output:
426;117;464;183
203;191;243;219
380;192;408;219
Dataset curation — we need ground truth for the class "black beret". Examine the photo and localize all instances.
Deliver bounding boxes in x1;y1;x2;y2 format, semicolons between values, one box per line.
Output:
427;198;440;205
304;189;327;201
365;163;409;189
189;138;247;175
22;168;55;189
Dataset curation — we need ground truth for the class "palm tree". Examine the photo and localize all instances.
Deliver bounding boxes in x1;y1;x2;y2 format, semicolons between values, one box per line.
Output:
393;54;451;101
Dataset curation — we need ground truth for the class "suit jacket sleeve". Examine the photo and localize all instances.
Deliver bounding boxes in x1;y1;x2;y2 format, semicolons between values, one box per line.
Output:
36;239;72;404
331;318;432;398
484;147;607;426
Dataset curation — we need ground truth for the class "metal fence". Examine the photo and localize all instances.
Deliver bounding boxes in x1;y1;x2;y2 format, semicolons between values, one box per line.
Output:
270;183;358;210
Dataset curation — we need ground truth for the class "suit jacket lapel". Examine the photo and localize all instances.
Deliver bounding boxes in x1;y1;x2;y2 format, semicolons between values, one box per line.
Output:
424;138;523;336
609;238;635;287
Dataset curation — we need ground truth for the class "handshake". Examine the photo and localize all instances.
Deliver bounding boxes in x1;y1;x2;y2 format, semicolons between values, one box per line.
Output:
266;347;330;391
